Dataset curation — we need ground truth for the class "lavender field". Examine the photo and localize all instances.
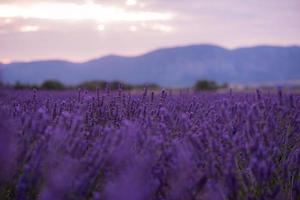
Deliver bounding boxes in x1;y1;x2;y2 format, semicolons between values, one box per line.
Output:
0;88;299;200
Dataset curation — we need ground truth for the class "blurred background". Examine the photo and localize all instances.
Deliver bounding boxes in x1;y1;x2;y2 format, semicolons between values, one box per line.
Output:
0;0;300;91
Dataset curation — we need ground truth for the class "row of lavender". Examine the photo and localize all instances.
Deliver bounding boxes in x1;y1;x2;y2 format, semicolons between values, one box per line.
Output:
0;88;299;200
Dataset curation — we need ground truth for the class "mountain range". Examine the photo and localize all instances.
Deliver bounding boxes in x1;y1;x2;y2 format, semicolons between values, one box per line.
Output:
1;44;300;87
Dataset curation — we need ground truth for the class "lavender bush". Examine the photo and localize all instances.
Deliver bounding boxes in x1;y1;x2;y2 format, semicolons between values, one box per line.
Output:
0;87;299;200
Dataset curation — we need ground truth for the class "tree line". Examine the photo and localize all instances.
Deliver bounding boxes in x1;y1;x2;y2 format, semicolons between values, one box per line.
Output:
0;80;227;91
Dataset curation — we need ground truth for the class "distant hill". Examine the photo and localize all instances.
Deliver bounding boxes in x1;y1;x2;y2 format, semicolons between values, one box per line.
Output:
1;44;300;87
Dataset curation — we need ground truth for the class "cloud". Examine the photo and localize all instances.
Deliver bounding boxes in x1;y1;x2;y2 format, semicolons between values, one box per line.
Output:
151;24;172;32
126;0;137;6
97;24;105;31
0;0;299;62
129;25;137;32
19;25;39;32
0;1;173;23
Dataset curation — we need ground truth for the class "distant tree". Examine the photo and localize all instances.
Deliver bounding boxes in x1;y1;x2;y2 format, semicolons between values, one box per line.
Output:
76;80;160;91
14;82;28;90
78;81;108;90
41;80;64;90
110;81;122;90
194;80;219;91
123;83;134;91
147;83;160;90
134;83;160;90
13;82;38;90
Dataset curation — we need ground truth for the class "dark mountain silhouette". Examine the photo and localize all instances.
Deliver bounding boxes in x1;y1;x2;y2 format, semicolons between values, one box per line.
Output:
1;44;300;87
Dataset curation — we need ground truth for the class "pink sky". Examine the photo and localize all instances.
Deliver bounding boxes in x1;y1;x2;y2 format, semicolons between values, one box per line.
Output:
0;0;300;63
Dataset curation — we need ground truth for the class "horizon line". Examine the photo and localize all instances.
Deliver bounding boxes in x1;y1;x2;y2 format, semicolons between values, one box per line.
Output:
2;43;300;65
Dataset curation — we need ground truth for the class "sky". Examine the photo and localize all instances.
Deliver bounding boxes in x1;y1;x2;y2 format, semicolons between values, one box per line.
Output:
0;0;300;63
